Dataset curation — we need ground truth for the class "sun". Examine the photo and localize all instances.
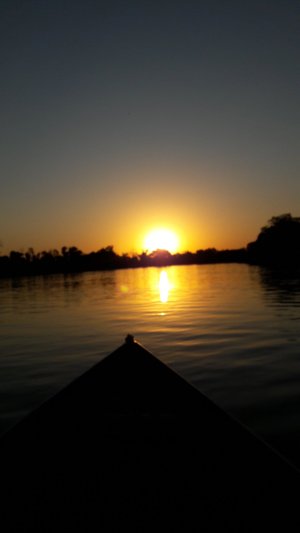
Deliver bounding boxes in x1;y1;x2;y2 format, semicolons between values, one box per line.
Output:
144;228;179;254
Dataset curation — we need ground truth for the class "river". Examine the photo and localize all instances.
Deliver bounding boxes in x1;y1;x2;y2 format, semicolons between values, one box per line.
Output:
1;263;300;466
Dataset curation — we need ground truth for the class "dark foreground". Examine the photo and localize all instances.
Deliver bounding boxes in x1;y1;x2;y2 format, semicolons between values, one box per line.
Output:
1;337;300;532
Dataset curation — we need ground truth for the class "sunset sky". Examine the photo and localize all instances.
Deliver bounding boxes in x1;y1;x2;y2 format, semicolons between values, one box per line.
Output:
1;0;299;255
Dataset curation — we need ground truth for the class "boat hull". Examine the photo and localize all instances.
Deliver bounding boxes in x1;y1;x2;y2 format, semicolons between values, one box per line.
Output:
1;338;299;531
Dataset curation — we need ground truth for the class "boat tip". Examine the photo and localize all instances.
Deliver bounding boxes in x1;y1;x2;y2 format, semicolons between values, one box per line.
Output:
125;334;135;344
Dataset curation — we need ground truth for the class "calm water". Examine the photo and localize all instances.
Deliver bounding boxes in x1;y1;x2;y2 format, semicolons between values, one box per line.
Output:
1;264;300;466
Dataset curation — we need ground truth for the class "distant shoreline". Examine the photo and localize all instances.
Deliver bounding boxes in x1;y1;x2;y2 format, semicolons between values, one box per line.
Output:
0;247;248;279
2;214;300;278
1;248;299;280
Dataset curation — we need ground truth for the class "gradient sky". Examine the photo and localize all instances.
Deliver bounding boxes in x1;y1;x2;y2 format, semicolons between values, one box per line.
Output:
1;0;299;254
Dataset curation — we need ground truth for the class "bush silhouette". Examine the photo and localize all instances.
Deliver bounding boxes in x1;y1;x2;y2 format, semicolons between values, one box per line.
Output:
247;214;300;265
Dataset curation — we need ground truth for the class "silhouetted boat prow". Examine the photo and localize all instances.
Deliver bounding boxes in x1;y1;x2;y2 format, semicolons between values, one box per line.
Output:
1;335;299;531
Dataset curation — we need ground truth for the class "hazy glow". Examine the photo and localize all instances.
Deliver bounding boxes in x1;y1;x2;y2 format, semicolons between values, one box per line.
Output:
159;270;171;303
144;229;179;253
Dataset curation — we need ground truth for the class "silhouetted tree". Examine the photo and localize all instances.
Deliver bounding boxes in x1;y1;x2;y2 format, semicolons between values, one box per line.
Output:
149;249;172;266
68;246;82;257
93;246;118;269
247;214;300;265
25;248;35;263
196;248;218;263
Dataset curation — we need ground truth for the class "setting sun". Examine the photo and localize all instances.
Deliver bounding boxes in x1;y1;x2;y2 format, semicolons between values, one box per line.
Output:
144;229;179;253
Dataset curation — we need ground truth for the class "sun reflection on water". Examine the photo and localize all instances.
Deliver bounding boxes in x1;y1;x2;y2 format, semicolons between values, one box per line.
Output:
159;270;171;303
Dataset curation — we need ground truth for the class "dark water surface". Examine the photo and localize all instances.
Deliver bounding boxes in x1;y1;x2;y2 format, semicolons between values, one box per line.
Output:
1;264;300;466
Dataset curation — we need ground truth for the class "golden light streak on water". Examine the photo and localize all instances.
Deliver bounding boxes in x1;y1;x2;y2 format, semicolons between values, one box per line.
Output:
159;270;171;303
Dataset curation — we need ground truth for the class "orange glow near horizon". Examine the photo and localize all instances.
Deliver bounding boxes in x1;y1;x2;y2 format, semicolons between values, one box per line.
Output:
143;228;179;254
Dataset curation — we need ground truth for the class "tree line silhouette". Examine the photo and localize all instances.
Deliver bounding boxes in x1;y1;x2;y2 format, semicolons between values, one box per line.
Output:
1;214;299;278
